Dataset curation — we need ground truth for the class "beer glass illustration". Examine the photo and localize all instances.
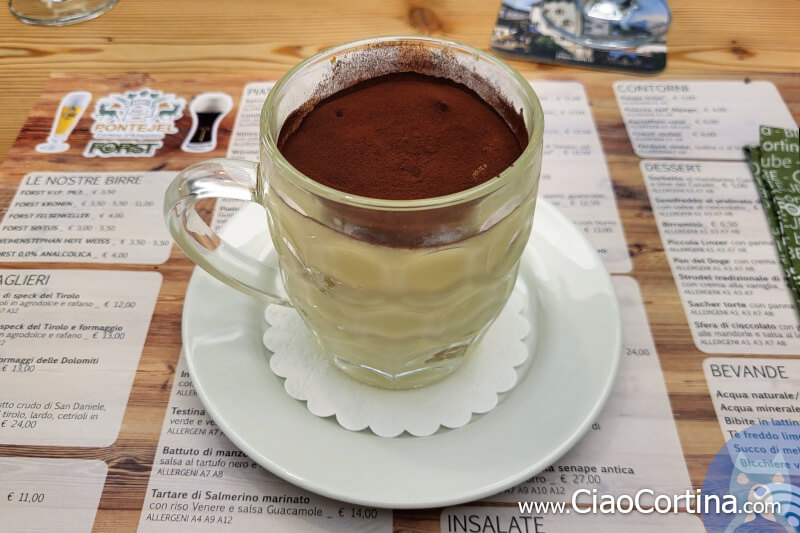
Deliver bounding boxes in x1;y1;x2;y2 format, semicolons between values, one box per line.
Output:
181;92;233;153
10;0;119;26
36;91;92;154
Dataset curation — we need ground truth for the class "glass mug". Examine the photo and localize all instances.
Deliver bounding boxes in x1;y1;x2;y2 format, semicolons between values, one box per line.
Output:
10;0;119;26
165;36;543;389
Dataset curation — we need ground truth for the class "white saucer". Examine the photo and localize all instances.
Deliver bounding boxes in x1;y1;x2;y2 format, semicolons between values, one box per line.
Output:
182;199;622;509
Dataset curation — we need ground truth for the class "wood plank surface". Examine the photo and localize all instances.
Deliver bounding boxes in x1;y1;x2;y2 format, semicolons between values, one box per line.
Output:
0;1;799;531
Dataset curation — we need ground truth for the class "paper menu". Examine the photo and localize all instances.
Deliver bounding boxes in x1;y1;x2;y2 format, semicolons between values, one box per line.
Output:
704;358;800;439
641;160;800;355
0;172;175;265
209;81;273;233
487;277;690;503
226;81;274;162
0;457;107;533
0;269;162;447
614;81;796;160
137;353;391;532
531;81;631;273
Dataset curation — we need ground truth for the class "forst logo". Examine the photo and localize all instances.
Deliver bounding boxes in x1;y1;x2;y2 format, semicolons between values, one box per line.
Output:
84;141;162;158
702;421;800;532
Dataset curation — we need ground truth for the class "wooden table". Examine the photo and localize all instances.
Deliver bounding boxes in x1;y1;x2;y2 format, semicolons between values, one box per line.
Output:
0;1;799;532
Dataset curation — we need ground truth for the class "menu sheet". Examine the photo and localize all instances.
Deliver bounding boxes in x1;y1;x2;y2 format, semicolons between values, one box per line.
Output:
226;81;275;161
487;277;689;504
137;353;391;532
441;506;706;532
4;72;797;533
0;172;175;264
215;81;632;273
641;160;800;354
530;81;630;273
704;358;800;439
0;269;161;447
208;81;278;232
614;81;796;160
0;457;107;533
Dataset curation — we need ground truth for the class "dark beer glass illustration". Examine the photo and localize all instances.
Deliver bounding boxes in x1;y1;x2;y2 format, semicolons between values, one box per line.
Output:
181;92;233;153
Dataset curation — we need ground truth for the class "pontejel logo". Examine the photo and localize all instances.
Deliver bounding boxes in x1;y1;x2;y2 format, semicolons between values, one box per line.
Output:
702;421;800;532
84;87;185;157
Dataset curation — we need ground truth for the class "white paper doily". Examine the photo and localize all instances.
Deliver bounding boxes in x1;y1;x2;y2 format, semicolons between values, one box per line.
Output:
262;290;532;437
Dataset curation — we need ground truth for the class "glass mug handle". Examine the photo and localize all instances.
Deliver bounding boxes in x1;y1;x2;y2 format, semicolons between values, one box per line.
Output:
164;158;291;306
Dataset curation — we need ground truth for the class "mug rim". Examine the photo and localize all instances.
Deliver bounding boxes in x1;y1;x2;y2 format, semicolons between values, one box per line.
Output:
261;35;544;211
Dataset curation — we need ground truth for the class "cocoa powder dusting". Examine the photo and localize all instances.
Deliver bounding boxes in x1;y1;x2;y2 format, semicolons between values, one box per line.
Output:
278;73;525;200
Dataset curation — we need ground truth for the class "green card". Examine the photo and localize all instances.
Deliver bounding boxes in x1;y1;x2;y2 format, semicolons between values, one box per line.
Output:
756;125;800;307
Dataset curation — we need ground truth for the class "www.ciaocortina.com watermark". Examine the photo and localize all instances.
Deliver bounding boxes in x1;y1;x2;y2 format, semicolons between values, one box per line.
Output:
515;420;800;532
517;488;781;515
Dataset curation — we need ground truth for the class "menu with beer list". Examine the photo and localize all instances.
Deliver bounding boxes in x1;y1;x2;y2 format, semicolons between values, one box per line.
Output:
0;269;161;447
641;160;800;355
0;72;797;532
0;457;107;533
487;277;690;504
138;353;391;532
0;172;175;265
703;358;800;439
220;81;632;274
440;506;706;532
614;80;796;159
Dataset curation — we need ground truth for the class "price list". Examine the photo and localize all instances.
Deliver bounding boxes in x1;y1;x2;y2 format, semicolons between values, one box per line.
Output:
532;81;631;273
614;81;796;159
0;172;175;264
210;81;274;233
227;82;274;161
137;353;391;532
0;269;161;446
641;160;800;354
704;358;800;437
0;457;107;533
